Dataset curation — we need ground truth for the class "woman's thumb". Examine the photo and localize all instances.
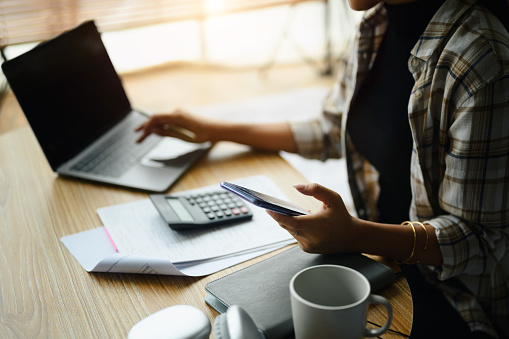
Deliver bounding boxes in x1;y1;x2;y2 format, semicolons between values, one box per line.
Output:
293;183;338;206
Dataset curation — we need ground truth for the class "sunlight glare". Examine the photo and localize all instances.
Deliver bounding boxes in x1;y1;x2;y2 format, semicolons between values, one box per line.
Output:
204;0;227;15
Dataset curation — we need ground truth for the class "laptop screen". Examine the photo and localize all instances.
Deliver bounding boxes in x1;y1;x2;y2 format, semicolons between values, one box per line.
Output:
2;21;131;171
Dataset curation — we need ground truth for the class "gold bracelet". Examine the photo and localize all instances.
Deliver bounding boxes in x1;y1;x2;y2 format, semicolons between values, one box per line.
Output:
397;221;417;264
397;221;430;264
413;221;429;251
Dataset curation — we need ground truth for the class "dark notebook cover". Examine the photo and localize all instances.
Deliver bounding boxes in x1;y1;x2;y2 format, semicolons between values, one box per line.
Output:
205;246;395;339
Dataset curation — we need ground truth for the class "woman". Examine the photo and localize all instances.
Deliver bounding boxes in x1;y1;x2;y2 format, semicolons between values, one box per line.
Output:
136;0;509;337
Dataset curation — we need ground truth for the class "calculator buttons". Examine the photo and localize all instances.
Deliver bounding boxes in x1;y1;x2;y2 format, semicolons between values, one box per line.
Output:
192;192;249;219
194;192;250;218
150;190;253;230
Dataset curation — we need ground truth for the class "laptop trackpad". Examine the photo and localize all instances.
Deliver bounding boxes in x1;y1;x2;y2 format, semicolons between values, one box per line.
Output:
120;147;207;191
145;138;210;161
140;158;166;168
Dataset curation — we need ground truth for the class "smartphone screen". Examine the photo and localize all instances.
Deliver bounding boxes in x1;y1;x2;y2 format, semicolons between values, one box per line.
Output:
220;181;309;216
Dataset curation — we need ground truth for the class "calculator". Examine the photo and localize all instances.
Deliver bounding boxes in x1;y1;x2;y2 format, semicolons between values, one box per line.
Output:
149;191;253;230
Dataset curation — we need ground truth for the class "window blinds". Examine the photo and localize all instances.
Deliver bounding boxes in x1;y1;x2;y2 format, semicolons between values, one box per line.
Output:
0;0;317;48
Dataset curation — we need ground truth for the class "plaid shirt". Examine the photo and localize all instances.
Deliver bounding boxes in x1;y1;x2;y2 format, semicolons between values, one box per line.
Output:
290;0;509;336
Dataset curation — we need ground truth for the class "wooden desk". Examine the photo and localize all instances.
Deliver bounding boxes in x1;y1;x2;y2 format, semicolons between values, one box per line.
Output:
0;126;412;338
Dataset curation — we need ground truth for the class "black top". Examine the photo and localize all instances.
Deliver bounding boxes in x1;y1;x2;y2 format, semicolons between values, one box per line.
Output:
346;0;444;223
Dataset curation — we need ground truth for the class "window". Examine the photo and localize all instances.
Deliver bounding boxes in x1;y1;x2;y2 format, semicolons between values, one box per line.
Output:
1;0;359;71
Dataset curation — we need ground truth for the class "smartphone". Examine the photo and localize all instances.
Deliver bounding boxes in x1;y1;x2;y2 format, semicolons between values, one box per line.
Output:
220;181;309;216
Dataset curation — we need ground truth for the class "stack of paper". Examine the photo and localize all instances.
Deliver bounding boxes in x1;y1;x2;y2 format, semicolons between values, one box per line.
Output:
61;175;297;276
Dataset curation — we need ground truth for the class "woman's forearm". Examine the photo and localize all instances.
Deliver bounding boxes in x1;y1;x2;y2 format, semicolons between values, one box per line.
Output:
208;120;298;153
353;218;443;266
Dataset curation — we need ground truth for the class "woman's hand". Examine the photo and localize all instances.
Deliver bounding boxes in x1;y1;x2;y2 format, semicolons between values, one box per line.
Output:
267;183;361;254
135;110;218;144
136;110;298;153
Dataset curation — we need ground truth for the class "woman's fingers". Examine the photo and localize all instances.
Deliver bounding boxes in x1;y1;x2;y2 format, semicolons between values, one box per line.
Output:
135;112;191;142
293;183;340;208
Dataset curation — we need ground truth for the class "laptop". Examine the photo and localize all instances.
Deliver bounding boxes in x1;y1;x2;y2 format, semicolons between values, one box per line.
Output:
2;21;209;192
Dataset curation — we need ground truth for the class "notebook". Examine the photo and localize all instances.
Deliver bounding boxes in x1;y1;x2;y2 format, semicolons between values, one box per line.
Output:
205;246;395;339
1;20;209;192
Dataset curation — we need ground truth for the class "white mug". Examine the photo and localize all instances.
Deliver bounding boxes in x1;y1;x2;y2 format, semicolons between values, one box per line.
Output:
290;265;393;339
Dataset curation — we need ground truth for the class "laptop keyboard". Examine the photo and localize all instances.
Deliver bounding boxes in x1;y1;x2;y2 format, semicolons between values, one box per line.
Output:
71;118;160;178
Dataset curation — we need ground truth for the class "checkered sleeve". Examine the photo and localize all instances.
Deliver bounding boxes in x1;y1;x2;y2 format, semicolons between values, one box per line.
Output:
426;78;509;280
289;118;326;160
289;55;354;162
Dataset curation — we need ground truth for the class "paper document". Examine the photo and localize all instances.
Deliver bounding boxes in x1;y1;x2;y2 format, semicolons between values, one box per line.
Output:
61;227;294;276
61;175;297;276
98;175;294;264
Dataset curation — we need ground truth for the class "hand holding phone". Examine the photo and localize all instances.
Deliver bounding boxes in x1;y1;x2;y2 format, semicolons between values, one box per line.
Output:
220;181;309;216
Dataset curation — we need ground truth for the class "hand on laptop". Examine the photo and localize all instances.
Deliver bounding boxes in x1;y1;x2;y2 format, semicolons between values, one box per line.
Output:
135;109;297;153
135;110;214;143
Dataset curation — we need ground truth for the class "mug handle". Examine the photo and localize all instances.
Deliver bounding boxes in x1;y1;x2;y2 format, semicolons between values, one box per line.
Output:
364;294;393;337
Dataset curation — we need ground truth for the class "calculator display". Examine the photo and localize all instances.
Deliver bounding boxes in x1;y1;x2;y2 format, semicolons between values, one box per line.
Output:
166;198;194;222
